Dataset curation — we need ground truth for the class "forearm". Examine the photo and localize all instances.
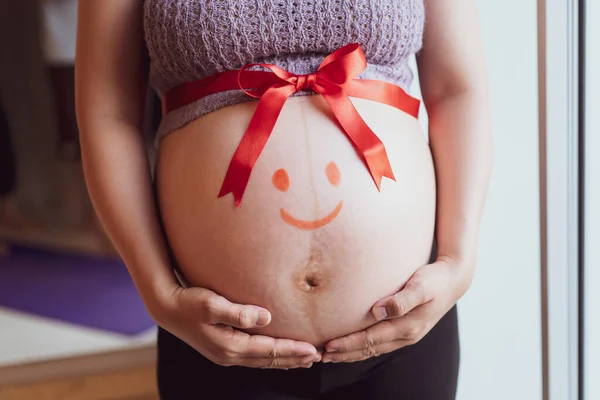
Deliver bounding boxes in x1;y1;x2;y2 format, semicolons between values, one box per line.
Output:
74;0;178;316
428;89;492;268
79;120;178;309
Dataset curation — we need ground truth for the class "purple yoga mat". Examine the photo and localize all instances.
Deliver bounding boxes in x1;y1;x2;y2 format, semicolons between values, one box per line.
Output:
0;245;155;335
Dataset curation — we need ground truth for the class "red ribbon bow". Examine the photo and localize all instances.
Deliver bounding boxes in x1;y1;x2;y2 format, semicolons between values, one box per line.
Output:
163;43;420;207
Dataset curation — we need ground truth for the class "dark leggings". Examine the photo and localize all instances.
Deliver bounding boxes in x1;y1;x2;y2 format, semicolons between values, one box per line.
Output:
156;306;459;400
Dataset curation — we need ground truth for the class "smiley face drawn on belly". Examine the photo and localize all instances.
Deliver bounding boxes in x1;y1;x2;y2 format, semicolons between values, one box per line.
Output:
272;161;343;230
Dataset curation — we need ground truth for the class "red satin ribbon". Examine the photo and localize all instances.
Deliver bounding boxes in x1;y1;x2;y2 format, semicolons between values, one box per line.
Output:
163;43;420;207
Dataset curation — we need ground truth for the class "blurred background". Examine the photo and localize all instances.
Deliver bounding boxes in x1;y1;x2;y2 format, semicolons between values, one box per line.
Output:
0;1;159;399
0;1;597;400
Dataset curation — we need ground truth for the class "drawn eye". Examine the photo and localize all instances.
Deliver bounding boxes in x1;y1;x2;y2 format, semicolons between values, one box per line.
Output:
326;162;341;187
272;168;290;192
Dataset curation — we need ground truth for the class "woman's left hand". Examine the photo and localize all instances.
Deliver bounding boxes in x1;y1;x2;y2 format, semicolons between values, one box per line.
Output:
322;256;474;363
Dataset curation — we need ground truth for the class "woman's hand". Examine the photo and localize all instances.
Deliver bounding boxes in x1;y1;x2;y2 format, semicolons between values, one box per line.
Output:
321;257;474;363
151;284;322;369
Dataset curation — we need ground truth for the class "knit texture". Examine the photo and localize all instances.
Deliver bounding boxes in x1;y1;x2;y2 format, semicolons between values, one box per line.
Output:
144;0;425;143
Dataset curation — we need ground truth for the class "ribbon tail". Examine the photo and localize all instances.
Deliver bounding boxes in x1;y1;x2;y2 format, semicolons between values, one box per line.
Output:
321;91;395;190
345;80;420;119
218;85;295;206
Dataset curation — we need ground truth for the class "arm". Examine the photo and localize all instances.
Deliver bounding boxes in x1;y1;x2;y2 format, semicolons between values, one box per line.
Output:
417;0;493;274
323;0;492;360
76;0;319;367
75;0;177;310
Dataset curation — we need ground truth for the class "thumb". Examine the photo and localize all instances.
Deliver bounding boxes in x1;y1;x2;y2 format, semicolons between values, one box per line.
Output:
204;293;272;329
372;275;432;321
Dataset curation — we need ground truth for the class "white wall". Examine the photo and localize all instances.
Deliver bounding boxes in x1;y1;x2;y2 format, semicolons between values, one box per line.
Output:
410;1;543;399
584;1;600;399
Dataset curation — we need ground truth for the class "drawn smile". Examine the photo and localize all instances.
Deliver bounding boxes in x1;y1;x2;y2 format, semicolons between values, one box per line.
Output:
280;201;343;230
272;161;343;231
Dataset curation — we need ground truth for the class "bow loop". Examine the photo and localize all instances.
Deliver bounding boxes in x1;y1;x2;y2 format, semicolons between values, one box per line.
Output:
236;63;292;98
316;43;367;86
236;44;366;99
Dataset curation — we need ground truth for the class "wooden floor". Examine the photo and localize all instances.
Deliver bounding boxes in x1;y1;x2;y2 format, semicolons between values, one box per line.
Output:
0;364;158;400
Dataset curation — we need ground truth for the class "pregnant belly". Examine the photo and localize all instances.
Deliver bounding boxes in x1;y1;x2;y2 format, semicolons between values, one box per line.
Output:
156;95;436;349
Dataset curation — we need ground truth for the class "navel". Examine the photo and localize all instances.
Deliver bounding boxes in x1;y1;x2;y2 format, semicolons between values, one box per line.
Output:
295;270;323;293
303;271;321;290
294;246;330;293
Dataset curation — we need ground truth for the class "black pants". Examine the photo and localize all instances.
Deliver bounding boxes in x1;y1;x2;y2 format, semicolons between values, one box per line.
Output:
156;305;459;400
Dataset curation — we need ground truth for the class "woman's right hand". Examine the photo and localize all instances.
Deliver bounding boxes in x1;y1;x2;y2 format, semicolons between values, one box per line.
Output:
151;284;322;369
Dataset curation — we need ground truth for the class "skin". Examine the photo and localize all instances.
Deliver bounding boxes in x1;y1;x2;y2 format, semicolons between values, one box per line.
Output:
75;0;491;369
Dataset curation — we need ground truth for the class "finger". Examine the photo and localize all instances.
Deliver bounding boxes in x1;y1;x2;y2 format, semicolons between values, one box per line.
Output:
210;327;319;358
204;294;271;329
325;320;398;353
372;273;434;320
236;333;319;358
240;354;320;369
322;339;410;363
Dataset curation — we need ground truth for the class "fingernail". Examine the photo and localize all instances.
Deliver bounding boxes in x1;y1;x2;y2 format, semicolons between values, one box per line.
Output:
373;306;388;321
255;310;271;326
326;348;338;353
302;363;313;368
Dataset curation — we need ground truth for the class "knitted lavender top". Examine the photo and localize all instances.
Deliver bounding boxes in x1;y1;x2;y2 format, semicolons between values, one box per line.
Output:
143;0;425;143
